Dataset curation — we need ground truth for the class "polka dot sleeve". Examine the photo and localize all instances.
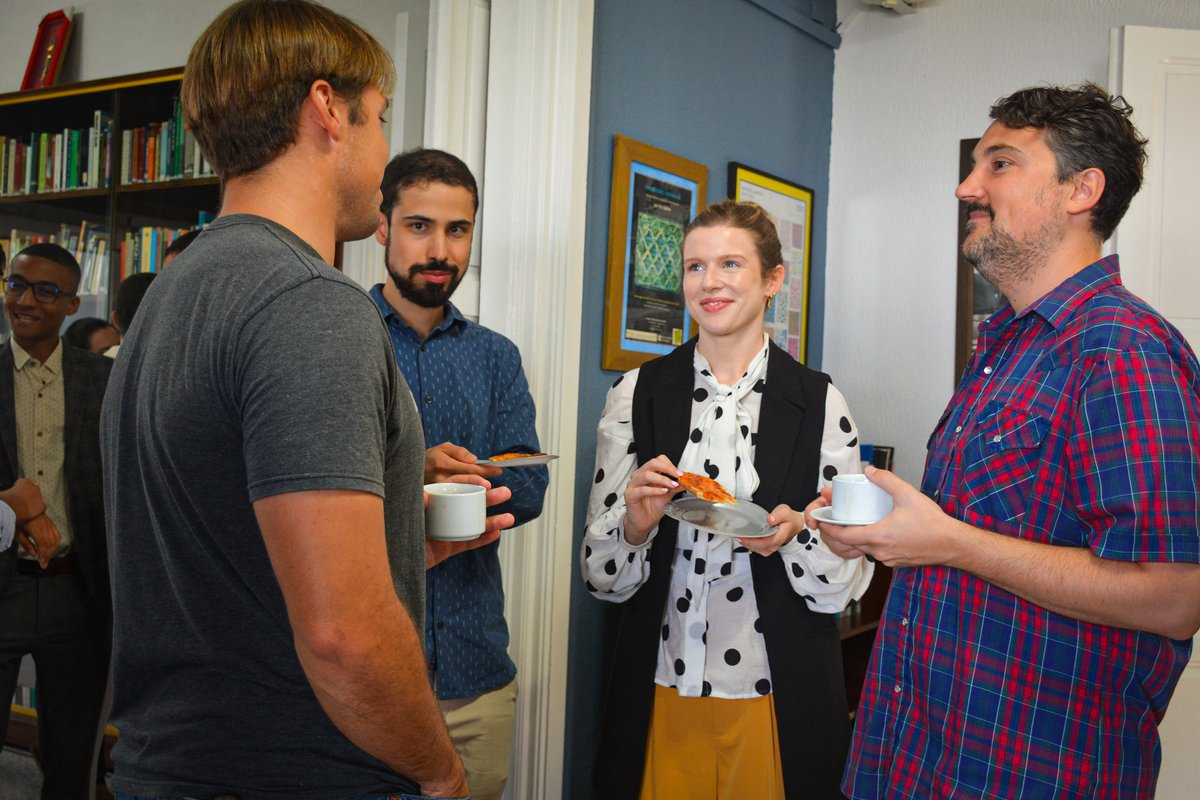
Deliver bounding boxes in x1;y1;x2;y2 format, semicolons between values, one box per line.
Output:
775;384;875;612
579;368;654;602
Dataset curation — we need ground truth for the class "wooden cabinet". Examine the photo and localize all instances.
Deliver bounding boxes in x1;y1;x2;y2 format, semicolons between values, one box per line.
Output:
0;68;219;327
840;563;892;715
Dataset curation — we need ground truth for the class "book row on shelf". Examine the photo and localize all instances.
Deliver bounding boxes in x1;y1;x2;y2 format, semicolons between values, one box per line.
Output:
0;98;214;197
11;685;35;710
2;109;110;195
5;216;210;291
835;599;864;626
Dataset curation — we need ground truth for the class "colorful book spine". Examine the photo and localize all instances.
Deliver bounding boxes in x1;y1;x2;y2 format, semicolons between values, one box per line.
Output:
37;133;47;192
140;225;153;272
174;97;185;177
69;128;80;189
0;111;115;196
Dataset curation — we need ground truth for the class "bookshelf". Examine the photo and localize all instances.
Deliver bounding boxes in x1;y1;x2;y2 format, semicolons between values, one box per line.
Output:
0;68;218;750
0;68;219;331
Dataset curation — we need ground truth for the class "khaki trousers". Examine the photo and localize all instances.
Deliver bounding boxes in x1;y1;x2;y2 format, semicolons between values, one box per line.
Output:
438;677;519;800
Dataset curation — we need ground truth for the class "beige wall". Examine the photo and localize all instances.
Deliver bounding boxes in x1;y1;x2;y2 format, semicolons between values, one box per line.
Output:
1;1;429;156
1;1;402;92
827;0;1200;483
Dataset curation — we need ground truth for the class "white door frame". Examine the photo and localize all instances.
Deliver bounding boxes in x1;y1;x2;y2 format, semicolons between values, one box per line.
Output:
426;1;594;797
1109;24;1200;797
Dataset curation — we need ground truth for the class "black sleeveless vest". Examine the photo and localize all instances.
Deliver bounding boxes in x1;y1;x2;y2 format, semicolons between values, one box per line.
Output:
593;339;851;799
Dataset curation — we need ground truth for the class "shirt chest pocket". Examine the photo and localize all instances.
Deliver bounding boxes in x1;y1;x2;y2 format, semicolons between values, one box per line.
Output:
981;410;1049;452
960;404;1053;522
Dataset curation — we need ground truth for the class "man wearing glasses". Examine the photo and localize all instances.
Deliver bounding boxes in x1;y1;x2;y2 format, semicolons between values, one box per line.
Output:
0;242;112;798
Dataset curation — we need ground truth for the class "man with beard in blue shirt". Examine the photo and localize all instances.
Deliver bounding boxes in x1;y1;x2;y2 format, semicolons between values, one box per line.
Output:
371;148;548;800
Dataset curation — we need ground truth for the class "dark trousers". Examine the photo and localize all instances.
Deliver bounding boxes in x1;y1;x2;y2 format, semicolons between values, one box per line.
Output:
0;569;111;800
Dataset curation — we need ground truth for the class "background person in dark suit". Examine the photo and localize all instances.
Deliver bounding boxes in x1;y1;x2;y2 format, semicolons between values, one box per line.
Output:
0;242;112;799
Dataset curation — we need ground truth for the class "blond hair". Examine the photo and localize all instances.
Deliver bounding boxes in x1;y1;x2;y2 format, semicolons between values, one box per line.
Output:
182;0;395;179
685;199;783;278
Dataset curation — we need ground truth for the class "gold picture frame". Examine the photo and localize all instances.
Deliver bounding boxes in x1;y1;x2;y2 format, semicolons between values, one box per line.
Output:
728;162;813;363
602;135;707;372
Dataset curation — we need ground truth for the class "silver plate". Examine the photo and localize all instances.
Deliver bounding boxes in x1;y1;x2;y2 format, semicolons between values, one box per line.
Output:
663;495;777;538
475;454;559;467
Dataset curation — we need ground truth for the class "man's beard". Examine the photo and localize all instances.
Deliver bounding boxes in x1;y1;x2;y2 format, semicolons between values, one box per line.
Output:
387;258;464;309
962;202;1062;293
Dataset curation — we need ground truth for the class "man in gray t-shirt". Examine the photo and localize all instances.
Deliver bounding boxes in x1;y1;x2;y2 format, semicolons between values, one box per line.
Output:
99;3;508;798
103;215;430;794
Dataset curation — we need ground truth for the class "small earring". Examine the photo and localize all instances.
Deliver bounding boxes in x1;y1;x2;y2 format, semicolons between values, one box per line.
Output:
766;294;774;310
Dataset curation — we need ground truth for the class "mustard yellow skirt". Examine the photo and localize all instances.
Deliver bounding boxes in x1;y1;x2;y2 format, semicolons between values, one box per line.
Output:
639;683;786;800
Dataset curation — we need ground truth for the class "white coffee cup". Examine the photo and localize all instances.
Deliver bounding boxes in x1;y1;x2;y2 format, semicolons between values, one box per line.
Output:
424;483;486;541
830;474;893;524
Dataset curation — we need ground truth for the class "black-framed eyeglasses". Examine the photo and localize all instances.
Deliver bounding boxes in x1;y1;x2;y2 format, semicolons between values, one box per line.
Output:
3;277;76;303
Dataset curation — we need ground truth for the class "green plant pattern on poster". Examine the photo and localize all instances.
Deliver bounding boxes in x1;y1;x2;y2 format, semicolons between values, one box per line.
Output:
633;214;683;293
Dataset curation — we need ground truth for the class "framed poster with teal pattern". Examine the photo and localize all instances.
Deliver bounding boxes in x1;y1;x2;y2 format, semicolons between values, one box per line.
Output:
603;135;708;371
728;162;813;363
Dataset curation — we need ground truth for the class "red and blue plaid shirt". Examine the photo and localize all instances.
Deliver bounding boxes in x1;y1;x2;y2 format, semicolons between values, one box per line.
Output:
844;256;1200;799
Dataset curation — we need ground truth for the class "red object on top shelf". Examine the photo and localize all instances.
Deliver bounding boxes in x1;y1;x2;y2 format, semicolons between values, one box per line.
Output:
22;10;74;91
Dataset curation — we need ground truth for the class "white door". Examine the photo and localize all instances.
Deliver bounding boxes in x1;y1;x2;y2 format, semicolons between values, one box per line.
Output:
1109;24;1200;800
1110;26;1200;346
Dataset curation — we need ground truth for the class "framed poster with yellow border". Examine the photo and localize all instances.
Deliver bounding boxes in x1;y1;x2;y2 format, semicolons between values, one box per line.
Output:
728;162;813;363
602;135;707;372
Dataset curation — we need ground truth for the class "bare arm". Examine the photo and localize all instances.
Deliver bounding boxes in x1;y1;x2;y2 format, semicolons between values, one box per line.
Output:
814;467;1200;640
0;478;59;567
255;489;467;798
0;477;48;521
945;517;1200;639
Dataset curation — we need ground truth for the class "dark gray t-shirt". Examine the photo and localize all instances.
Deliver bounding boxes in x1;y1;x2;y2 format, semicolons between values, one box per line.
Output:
101;215;426;797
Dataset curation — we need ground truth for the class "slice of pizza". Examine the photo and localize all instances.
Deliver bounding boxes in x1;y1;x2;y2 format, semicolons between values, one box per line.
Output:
488;451;547;461
678;472;736;504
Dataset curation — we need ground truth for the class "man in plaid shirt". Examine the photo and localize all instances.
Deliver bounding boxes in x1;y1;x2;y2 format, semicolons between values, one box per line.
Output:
813;83;1200;798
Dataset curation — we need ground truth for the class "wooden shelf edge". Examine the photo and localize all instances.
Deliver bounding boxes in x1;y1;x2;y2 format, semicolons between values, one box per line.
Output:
0;68;185;107
116;176;219;194
9;705;118;738
0;178;218;208
0;188;109;205
838;618;880;640
9;703;36;720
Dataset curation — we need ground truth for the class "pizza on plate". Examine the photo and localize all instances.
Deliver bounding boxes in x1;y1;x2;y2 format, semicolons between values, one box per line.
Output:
678;472;736;504
488;451;547;461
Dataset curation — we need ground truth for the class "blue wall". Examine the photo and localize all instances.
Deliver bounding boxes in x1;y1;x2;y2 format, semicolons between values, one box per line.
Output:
563;1;839;796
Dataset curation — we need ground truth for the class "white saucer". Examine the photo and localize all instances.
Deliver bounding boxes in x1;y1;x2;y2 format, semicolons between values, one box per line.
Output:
808;506;882;527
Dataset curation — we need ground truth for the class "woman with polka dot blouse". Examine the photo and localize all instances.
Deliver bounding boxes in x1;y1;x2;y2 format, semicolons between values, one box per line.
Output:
581;199;874;799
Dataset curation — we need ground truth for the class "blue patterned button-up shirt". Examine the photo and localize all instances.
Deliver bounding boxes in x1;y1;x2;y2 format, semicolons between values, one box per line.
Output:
370;286;548;699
